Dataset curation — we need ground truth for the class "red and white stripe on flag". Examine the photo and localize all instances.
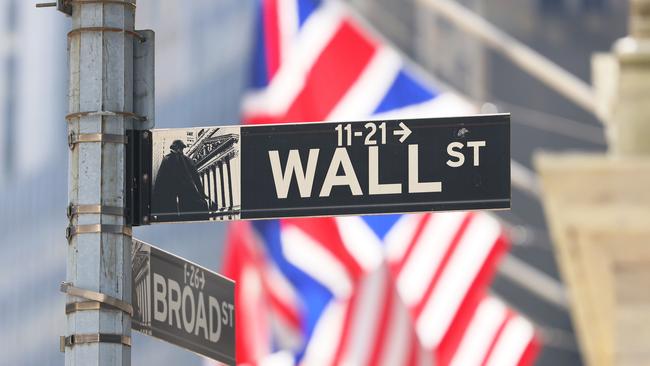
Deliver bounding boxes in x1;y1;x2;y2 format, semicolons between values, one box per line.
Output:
383;212;538;365
222;222;303;365
217;214;539;365
450;296;540;366
222;222;273;364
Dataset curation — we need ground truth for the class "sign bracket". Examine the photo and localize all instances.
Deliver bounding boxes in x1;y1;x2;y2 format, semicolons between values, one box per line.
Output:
67;132;127;150
60;282;134;316
60;334;132;353
133;30;155;129
67;204;124;218
65;224;132;241
126;129;152;226
65;301;126;314
65;110;146;123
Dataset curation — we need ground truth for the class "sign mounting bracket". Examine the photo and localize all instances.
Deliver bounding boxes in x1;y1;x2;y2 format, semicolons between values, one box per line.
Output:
60;282;134;316
126;129;152;226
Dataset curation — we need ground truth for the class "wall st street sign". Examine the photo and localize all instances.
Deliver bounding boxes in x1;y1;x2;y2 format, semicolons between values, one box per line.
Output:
130;114;510;224
131;239;235;365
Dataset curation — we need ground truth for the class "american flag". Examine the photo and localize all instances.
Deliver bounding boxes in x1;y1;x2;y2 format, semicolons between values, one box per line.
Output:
217;0;540;365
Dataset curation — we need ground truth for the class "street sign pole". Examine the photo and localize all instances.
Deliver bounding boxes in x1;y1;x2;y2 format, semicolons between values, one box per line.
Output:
65;1;136;364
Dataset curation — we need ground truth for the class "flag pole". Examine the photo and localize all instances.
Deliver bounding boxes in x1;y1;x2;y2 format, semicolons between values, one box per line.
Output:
416;0;597;115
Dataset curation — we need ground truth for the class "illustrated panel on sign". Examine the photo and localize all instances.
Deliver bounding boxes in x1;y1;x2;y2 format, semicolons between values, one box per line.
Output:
150;127;241;223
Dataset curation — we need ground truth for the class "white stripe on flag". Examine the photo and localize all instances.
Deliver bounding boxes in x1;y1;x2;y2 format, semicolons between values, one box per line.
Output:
449;297;507;366
384;214;421;263
277;0;299;66
340;266;387;365
269;314;303;352
417;344;435;366
280;225;352;298
264;262;303;350
485;316;535;366
301;300;347;366
258;351;296;366
265;260;300;310
335;216;383;272
397;212;466;306
379;286;416;366
243;1;345;116
241;265;272;359
327;46;401;120
416;214;501;348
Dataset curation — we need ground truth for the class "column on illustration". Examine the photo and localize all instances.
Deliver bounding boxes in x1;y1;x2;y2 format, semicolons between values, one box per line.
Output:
218;162;227;218
214;163;223;210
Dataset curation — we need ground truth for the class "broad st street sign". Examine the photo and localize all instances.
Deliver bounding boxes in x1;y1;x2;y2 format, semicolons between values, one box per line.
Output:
131;239;235;365
132;114;510;224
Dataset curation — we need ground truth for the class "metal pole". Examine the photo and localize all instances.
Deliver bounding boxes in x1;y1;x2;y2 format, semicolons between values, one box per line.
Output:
498;254;568;310
66;0;135;364
416;0;597;115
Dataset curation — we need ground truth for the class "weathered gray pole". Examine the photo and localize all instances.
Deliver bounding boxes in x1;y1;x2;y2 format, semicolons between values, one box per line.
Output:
65;0;135;364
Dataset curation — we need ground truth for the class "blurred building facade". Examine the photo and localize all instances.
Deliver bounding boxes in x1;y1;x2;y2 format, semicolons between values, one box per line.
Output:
0;0;67;184
0;1;69;365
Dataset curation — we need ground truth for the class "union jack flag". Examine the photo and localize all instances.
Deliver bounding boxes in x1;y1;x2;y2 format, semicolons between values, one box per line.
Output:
217;0;540;365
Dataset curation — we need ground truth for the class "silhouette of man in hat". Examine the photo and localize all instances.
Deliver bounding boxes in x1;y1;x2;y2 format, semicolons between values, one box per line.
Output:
152;139;211;220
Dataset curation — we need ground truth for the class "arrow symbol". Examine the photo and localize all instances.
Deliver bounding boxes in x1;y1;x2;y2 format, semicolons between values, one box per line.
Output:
393;122;412;143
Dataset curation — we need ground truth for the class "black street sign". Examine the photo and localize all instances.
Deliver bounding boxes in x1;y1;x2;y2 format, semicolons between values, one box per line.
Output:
139;114;509;224
131;239;235;365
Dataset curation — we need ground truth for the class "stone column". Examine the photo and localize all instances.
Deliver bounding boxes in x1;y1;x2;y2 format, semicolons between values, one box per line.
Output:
218;162;226;210
226;158;234;208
